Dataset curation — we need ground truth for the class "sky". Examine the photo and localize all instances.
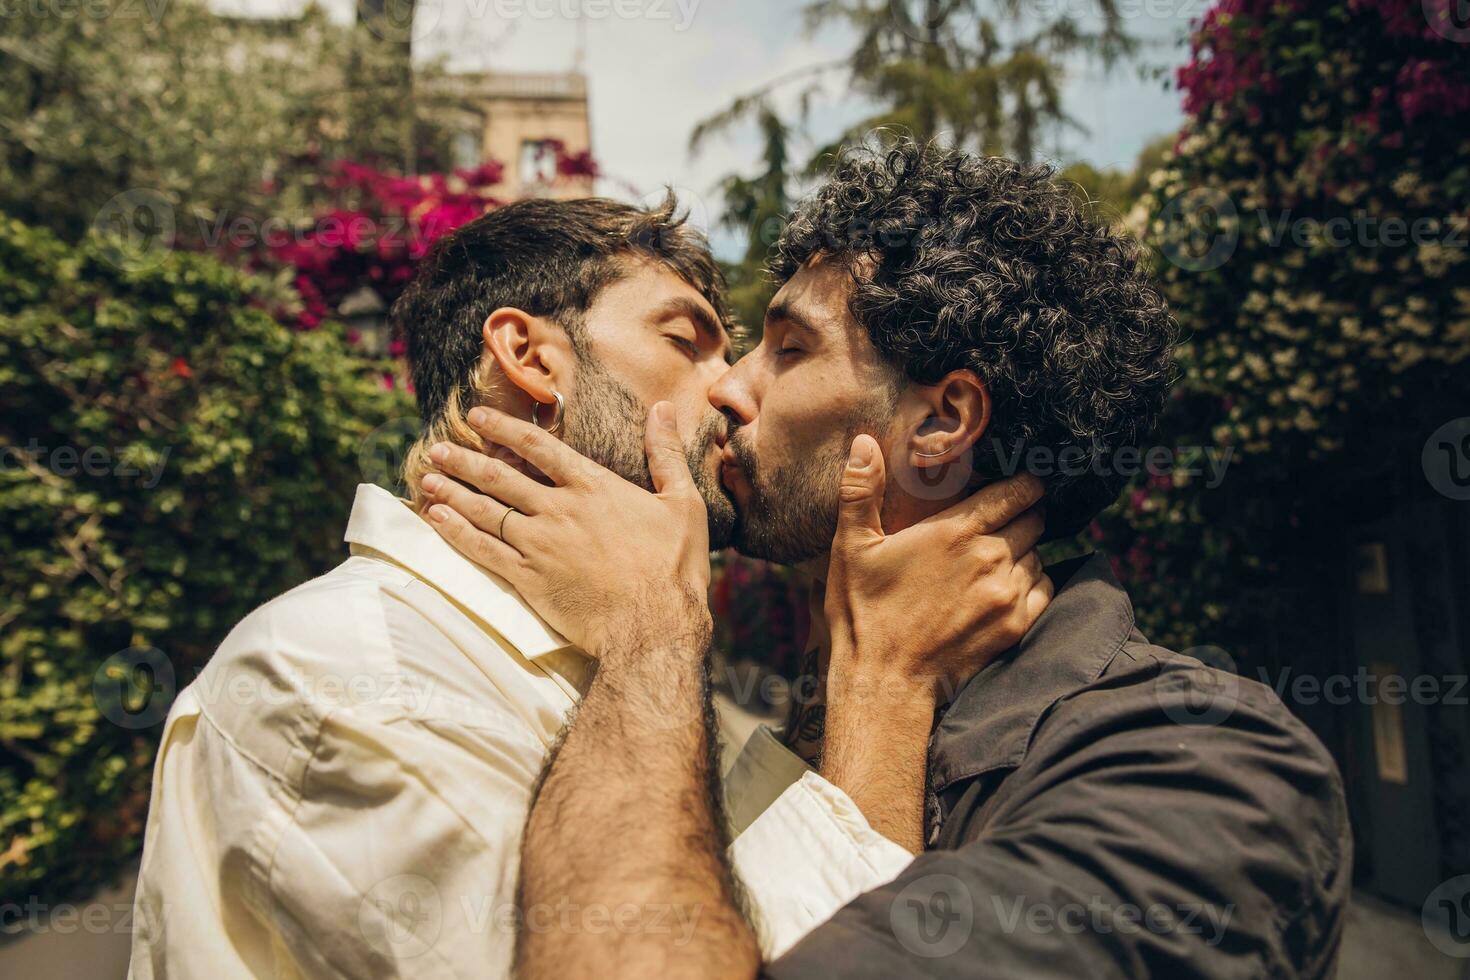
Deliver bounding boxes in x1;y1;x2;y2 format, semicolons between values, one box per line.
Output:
214;0;1200;256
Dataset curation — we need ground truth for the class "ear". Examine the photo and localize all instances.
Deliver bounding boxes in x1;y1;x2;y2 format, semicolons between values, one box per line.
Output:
481;307;576;407
907;368;991;466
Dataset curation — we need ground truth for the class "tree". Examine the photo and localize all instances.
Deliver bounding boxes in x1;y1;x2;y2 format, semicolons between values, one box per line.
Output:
1058;133;1173;224
350;0;419;172
694;106;796;333
0;0;448;245
692;0;1139;335
1106;0;1470;655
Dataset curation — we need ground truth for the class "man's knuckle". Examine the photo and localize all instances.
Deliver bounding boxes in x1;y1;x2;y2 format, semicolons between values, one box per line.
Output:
563;462;594;489
976;538;1007;568
472;535;496;565
1003;484;1029;515
966;503;1000;536
976;578;1009;609
472;496;500;526
513;428;540;455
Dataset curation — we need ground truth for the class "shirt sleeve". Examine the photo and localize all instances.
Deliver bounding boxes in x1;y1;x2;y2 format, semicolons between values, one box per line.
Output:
721;723;818;836
764;677;1351;979
723;727;915;960
255;700;547;979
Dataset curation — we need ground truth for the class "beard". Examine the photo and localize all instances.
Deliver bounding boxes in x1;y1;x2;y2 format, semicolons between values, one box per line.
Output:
561;356;736;549
727;394;898;566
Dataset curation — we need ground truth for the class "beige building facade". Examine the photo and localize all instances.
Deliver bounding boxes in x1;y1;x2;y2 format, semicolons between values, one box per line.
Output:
438;70;595;199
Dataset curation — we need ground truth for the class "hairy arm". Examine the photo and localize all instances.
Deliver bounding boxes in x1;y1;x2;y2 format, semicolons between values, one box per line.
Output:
817;436;1050;854
417;404;759;980
818;667;936;853
515;606;759;979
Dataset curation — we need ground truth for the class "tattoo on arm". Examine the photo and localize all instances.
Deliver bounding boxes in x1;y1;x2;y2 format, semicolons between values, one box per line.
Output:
781;648;826;766
794;704;826;745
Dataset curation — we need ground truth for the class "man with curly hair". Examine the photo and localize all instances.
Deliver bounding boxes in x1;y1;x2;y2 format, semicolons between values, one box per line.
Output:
426;140;1351;978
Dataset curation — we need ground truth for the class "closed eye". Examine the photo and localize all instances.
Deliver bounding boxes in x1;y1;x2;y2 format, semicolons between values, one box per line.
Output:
669;335;700;357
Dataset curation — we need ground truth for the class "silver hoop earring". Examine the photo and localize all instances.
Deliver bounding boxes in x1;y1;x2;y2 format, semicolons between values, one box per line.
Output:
531;390;565;435
914;445;949;459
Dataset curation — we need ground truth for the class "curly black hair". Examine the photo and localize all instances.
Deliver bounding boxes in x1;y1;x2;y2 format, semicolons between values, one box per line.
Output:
773;140;1177;537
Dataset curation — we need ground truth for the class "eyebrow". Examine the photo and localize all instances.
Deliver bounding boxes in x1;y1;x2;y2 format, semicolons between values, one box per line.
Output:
655;296;734;364
764;299;821;340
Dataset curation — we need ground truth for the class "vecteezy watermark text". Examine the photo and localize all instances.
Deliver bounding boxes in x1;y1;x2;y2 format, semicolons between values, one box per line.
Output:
987;438;1236;489
992;895;1235;947
1;897;152;937
1;439;169;488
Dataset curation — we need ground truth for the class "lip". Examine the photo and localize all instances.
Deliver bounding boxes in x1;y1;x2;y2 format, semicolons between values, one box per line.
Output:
719;456;746;496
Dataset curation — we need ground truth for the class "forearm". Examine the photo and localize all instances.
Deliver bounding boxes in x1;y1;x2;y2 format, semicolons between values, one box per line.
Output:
515;616;759;980
818;659;935;854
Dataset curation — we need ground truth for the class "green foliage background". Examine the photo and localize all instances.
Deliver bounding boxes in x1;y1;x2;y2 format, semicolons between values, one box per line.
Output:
1099;0;1470;661
0;0;447;246
0;218;412;905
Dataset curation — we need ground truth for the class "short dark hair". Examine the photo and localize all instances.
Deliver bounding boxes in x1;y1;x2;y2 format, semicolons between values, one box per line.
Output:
773;141;1177;536
393;195;731;425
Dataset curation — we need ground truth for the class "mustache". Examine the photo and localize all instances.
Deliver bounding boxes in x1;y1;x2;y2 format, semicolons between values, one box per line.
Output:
692;411;732;456
726;424;759;478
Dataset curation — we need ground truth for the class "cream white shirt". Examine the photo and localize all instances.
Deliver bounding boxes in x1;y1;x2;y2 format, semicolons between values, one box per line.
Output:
129;484;910;978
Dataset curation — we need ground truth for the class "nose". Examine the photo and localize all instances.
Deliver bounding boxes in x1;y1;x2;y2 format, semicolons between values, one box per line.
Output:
707;358;756;428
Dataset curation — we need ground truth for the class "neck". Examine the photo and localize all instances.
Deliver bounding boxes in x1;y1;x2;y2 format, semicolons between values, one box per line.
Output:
775;486;963;765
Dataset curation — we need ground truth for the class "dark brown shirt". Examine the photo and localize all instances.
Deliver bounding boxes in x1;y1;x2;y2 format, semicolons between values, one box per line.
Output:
767;554;1352;979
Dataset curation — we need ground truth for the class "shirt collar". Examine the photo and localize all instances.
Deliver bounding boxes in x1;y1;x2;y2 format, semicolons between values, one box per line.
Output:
343;483;574;660
928;552;1135;790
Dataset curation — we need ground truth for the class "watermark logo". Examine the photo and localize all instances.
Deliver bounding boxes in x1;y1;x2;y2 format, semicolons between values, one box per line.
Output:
890;434;1235;501
0;440;170;487
1156;645;1239;727
484;0;701;31
92;188;175;273
93;645;175;729
1422;875;1470;958
889;873;974;959
1156;193;1467;273
360;417;425;491
358;0;441;43
992;895;1234;945
182;665;444;720
1258;667;1466;708
360;874;443;959
1;896;156;938
1422;417;1470;501
889;424;978;502
1424;0;1470;42
1157;187;1239;272
0;0;173;25
888;0;980;45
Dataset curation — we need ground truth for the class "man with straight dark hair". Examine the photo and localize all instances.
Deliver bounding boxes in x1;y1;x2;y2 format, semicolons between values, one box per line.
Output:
426;141;1351;978
129;193;1050;979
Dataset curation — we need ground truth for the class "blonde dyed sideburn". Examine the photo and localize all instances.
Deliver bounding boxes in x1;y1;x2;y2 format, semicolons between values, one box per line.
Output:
401;359;507;513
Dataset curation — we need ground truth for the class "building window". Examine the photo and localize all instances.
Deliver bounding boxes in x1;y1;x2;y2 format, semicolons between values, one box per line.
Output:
519;139;559;187
452;131;481;170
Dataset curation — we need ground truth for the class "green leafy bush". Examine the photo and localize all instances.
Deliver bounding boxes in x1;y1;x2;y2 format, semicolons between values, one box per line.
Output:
0;216;413;906
1102;0;1470;656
